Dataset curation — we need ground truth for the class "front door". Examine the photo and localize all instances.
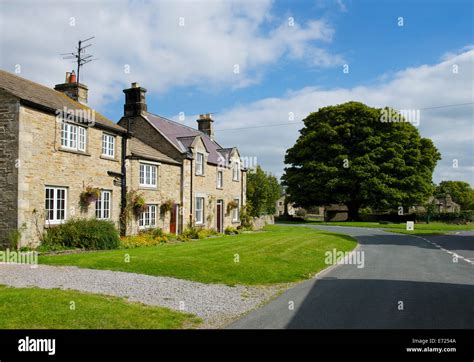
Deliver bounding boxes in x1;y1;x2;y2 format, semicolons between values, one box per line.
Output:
216;200;223;233
170;204;178;234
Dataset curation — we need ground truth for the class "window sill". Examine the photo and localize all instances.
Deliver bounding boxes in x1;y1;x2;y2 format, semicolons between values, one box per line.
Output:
59;147;91;157
100;155;118;162
216;186;224;190
232;179;240;182
44;222;65;228
139;185;158;190
195;174;205;177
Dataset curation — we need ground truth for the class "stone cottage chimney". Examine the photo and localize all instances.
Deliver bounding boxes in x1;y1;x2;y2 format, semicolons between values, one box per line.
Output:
197;113;214;139
54;71;88;104
123;82;147;116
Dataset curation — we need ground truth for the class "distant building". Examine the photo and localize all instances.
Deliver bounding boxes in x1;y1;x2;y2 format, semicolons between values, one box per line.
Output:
410;194;461;214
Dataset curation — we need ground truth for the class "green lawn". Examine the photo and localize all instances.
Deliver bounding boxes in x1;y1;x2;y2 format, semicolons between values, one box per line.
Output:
304;220;474;235
39;225;356;285
0;285;201;329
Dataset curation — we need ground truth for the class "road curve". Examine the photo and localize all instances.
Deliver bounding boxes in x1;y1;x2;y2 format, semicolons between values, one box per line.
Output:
229;225;474;329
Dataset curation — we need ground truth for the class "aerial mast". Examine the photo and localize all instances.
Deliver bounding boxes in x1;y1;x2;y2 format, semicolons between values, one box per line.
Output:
60;37;97;84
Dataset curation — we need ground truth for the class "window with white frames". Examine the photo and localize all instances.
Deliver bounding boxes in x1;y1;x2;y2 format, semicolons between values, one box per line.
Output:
196;153;204;175
233;162;240;181
217;170;223;188
232;198;240;222
95;190;111;219
45;187;67;224
102;134;115;158
195;197;204;224
61;122;86;152
139;204;157;229
139;163;157;187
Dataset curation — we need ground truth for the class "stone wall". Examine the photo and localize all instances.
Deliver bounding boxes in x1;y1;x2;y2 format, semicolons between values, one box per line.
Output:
0;90;19;247
17;105;123;246
252;214;274;230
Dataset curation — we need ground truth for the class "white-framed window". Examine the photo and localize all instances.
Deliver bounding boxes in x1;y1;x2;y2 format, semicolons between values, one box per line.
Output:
195;197;204;224
196;152;204;175
233;162;240;181
45;186;67;224
102;133;115;158
217;170;223;189
95;190;111;220
232;198;240;222
61;122;86;152
139;204;157;229
139;163;157;187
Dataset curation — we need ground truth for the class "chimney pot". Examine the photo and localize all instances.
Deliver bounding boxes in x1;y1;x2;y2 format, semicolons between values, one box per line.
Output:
54;70;88;104
69;71;77;83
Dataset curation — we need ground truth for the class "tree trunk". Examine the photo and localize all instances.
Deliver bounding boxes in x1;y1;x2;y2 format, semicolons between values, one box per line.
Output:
347;202;360;221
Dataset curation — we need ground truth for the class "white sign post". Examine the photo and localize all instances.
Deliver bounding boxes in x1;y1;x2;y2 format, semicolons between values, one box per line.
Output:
406;221;414;231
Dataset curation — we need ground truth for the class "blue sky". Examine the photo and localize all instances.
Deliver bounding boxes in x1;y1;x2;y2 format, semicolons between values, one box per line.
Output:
1;0;473;184
122;0;474;120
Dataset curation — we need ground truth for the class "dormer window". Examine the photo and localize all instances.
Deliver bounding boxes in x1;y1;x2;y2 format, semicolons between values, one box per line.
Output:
61;122;86;152
196;152;204;175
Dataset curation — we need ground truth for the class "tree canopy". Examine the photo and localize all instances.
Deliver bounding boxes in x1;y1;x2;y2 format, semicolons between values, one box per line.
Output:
435;181;474;210
282;102;441;220
246;165;282;217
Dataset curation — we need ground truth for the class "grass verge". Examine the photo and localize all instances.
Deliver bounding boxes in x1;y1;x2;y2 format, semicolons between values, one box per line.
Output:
39;225;356;285
0;285;201;329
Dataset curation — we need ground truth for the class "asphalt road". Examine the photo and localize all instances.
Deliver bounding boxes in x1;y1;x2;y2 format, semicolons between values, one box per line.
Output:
229;225;474;329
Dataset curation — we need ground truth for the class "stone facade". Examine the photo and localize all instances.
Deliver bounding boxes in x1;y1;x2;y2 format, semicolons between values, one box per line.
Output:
126;158;182;235
187;138;246;231
0;90;19;247
16;105;123;247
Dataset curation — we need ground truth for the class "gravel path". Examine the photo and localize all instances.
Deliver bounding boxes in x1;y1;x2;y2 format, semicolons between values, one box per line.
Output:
0;263;282;328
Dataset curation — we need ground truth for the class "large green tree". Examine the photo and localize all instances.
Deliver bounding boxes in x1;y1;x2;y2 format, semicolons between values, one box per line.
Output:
246;166;282;216
282;102;441;220
435;181;474;210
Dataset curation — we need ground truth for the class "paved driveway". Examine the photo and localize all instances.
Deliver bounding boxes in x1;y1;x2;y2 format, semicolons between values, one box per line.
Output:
229;225;474;329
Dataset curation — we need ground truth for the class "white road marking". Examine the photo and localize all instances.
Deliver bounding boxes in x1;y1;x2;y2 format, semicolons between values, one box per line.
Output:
411;235;474;265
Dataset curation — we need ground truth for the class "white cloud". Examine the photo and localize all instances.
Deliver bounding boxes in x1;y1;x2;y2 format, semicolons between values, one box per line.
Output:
208;48;474;186
0;0;343;107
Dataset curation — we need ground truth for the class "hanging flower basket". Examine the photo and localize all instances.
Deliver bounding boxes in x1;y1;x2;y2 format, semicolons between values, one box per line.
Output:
79;186;100;208
160;199;174;216
226;200;238;215
132;195;147;218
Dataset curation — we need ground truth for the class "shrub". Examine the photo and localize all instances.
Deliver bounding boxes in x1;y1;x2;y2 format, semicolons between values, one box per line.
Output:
295;208;307;218
239;205;253;230
197;228;219;239
181;227;199;240
43;219;120;250
225;226;240;235
120;233;167;248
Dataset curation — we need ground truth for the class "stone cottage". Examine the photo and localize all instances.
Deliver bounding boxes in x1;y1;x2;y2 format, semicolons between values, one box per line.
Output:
0;70;246;247
119;83;247;235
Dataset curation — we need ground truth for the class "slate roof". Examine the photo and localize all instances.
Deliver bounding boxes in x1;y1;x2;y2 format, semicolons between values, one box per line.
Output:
143;112;236;166
0;70;125;132
128;137;180;165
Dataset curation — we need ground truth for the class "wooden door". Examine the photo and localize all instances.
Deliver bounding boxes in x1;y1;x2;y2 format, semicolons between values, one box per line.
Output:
170;204;177;234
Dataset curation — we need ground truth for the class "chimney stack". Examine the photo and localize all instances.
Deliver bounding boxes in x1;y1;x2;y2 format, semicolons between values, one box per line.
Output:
197;113;215;139
54;71;88;104
123;82;147;116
